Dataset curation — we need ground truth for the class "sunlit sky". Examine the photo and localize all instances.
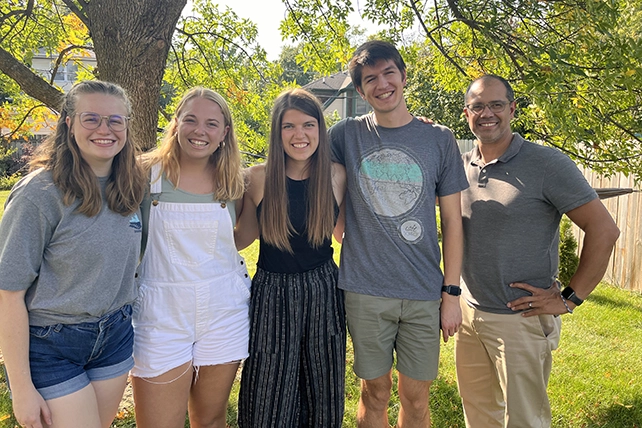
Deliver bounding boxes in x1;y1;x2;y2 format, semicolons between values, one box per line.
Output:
184;0;379;60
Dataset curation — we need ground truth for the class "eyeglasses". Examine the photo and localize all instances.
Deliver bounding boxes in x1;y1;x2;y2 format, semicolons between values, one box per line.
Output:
465;101;510;115
76;112;130;132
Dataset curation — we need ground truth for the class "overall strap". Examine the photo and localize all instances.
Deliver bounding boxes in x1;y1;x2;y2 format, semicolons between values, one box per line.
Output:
139;163;163;263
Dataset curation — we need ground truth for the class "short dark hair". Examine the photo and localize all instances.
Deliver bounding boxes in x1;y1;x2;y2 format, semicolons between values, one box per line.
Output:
465;75;515;103
348;40;406;91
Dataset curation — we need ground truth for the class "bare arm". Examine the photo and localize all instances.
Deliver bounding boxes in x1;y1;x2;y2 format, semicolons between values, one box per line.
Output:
331;163;347;243
0;289;52;427
565;198;620;301
508;198;619;315
234;165;265;251
438;192;464;342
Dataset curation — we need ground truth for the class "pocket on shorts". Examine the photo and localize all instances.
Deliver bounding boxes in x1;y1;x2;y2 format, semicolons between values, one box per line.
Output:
233;266;252;301
118;304;133;322
29;324;61;339
132;283;158;326
163;219;219;267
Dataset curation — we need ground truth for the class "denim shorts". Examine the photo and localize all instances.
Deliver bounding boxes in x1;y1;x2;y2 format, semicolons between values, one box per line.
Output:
23;304;134;400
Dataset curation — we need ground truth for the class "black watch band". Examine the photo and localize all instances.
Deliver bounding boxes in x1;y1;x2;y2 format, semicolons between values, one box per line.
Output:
561;286;584;306
441;285;462;296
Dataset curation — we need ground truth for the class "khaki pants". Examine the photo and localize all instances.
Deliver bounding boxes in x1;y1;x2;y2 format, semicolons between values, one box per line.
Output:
454;300;561;428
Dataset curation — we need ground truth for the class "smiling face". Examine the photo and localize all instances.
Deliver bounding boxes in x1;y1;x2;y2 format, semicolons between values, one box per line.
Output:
357;59;407;118
281;108;319;167
464;77;516;147
176;96;229;162
66;93;128;177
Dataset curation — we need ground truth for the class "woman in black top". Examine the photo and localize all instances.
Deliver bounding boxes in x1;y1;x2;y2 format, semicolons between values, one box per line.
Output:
235;88;346;427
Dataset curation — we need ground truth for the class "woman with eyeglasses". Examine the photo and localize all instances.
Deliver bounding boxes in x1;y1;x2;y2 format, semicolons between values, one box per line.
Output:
0;80;146;428
130;87;249;428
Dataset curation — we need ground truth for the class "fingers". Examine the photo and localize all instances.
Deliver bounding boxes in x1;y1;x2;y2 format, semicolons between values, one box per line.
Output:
440;323;459;343
509;281;538;292
41;401;52;426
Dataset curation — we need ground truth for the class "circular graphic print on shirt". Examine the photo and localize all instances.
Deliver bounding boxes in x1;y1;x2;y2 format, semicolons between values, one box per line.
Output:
358;148;423;218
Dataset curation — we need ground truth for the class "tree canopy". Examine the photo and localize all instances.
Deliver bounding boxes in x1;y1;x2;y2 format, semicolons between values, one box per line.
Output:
1;0;641;178
282;0;642;178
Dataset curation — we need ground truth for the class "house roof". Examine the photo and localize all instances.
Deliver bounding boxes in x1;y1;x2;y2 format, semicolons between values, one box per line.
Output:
304;71;352;92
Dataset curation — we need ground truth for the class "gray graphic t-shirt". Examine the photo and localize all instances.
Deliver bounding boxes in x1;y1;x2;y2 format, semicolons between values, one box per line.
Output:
330;115;469;300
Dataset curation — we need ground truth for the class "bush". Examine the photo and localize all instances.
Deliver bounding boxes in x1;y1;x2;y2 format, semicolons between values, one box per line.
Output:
558;215;580;285
0;138;38;176
0;173;21;190
0;142;16;176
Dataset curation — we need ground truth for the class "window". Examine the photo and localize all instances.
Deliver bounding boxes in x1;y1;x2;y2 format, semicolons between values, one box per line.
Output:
52;62;78;82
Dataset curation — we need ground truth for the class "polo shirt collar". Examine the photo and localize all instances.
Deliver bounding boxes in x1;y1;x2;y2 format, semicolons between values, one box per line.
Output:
470;133;524;167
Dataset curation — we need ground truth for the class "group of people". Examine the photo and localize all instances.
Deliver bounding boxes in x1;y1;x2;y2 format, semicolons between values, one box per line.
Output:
0;39;619;428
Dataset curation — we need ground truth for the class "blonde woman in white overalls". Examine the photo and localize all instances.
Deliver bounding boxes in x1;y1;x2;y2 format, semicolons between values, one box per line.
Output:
131;87;249;428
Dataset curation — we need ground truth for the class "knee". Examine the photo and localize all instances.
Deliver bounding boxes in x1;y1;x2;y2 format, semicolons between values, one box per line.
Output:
189;413;225;428
398;380;431;418
399;393;430;417
360;378;393;410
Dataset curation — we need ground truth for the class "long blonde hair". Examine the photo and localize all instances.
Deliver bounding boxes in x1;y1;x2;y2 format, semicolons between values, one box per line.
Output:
141;87;244;201
29;80;146;217
260;88;335;253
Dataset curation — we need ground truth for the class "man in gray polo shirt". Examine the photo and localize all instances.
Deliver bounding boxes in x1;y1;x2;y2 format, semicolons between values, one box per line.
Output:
457;74;619;427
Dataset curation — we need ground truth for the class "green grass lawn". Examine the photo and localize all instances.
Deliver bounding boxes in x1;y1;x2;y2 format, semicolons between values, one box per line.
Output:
0;191;8;218
2;232;642;426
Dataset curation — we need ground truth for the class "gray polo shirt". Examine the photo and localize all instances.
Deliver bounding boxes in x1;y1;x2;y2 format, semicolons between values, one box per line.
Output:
461;134;597;313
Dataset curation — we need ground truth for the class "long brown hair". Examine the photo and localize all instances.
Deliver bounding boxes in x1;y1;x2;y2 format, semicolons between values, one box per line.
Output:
260;88;334;253
29;80;146;217
141;87;244;201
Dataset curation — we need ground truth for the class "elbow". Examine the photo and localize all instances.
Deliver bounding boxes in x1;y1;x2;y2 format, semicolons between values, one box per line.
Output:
608;223;620;247
597;221;620;250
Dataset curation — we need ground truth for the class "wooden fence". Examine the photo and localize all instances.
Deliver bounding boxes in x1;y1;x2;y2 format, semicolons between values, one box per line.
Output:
456;139;475;154
575;168;642;292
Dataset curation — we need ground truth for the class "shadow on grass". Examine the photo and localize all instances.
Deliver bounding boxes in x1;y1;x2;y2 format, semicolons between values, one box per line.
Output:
580;396;642;428
588;293;642;315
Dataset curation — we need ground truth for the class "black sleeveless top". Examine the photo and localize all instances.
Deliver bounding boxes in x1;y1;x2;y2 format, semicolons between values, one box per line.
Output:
256;177;337;274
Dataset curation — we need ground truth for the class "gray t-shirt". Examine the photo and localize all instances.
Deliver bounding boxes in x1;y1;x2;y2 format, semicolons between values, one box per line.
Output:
0;169;142;326
330;114;469;300
461;134;597;313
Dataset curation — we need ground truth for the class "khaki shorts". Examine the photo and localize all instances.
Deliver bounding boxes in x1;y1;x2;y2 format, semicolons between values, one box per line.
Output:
345;291;440;381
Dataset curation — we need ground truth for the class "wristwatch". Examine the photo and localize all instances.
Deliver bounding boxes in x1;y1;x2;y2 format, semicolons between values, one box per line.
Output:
561;286;584;306
441;285;462;296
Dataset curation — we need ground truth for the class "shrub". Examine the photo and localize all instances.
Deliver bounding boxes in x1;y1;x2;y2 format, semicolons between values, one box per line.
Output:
0;142;16;176
0;138;39;176
558;215;580;285
0;173;21;190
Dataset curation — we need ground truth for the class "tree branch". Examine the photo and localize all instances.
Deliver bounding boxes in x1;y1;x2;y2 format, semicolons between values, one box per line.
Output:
0;46;64;111
284;0;328;67
60;0;90;28
0;0;34;26
49;44;94;84
409;0;468;76
0;104;49;139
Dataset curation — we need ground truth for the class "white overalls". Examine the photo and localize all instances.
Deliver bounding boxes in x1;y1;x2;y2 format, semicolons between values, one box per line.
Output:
132;164;250;378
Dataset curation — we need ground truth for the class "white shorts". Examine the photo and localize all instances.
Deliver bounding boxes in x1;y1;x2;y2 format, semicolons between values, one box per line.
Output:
131;268;250;378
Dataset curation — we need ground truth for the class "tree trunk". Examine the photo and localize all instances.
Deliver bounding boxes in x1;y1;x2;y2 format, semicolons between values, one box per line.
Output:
84;0;187;150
